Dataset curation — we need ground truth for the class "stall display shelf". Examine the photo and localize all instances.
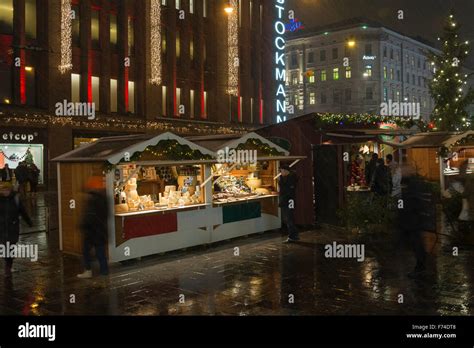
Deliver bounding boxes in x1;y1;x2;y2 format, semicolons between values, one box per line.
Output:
213;194;278;205
115;203;210;217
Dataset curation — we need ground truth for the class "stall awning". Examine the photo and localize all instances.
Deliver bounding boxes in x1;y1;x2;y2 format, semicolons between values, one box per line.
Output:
399;131;474;148
321;128;418;145
53;132;215;164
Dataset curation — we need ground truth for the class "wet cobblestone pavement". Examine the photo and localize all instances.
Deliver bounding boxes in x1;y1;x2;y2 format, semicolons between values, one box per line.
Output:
2;194;474;316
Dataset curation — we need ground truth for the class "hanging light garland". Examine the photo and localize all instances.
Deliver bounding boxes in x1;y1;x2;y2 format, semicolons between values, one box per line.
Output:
0;147;31;162
150;0;162;85
58;0;73;74
227;0;239;96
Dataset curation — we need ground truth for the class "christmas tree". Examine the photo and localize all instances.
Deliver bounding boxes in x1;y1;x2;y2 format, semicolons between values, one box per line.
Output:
24;148;34;165
428;11;474;131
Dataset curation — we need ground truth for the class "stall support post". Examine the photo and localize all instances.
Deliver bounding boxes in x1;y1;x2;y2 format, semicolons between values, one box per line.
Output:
57;162;63;251
204;164;213;243
106;170;118;262
439;155;446;197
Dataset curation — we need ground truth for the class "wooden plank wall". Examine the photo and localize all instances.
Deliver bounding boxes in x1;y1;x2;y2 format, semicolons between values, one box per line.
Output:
407;148;440;182
60;162;105;255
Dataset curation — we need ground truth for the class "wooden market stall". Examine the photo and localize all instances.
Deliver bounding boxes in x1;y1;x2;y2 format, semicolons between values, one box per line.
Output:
53;132;302;262
400;131;474;191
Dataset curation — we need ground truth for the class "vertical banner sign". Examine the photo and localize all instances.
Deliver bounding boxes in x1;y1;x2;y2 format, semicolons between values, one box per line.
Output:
275;0;286;123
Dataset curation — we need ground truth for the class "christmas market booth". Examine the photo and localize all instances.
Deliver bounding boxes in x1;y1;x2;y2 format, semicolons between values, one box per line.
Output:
53;132;299;262
400;131;474;191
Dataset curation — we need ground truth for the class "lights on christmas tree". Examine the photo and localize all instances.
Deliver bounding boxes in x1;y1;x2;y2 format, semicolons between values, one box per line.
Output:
150;0;162;85
227;0;239;96
58;0;73;73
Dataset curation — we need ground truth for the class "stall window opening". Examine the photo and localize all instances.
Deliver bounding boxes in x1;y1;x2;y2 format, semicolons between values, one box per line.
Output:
0;0;13;34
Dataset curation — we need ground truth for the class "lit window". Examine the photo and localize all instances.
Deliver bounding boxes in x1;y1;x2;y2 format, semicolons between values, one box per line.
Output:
321;70;327;81
128;17;135;53
190;90;195;118
176;31;180;59
25;0;37;40
72;5;80;46
390;68;394;80
203;0;207;17
128;81;135;114
309;75;315;83
162;86;167;116
309;92;316;105
91;10;100;49
176;87;181;115
333;68;339;80
190;0;194;13
92;76;100;111
345;67;351;79
161;0;167;5
110;14;117;47
190;37;194;61
71;74;80;103
176;0;180;10
383;66;387;80
110;79;117;113
364;65;372;77
203;91;208;117
0;0;13;34
383;87;388;102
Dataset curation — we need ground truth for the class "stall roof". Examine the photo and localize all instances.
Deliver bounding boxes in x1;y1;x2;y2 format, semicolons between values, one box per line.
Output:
187;132;290;156
400;131;474;148
53;132;216;164
320;128;418;145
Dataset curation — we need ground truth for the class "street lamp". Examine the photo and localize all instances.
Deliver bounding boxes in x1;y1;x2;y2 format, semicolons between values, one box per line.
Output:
224;5;234;14
347;40;356;48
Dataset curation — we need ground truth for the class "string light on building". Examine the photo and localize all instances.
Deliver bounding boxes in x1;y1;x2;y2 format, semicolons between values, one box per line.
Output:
58;0;73;73
227;0;239;96
150;0;162;85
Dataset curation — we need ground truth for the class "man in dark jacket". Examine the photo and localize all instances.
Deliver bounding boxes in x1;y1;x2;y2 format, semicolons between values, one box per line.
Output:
14;162;29;197
365;153;379;185
279;164;299;242
0;181;33;277
371;158;391;196
1;164;13;182
77;176;109;278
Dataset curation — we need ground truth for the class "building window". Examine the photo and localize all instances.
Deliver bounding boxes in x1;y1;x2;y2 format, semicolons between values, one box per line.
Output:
25;65;36;106
0;68;12;104
418;76;422;86
176;31;181;59
321;70;327;81
291;53;298;68
176;0;181;10
91;10;100;49
249;1;253;28
390;68;394;80
128;17;135;53
110;79;117;113
298;95;303;110
397;70;400;81
25;0;37;40
345;88;351;102
365;44;372;55
383;87;388;102
92;76;100;111
320;50;326;62
332;48;338;60
333;89;340;103
309;92;316;105
190;89;195;118
72;4;80;46
128;81;135;113
162;28;167;55
406;72;409;83
365;86;373;100
162;86;167;116
162;0;167;5
383;66;387;80
190;36;194;62
203;0;207;17
333;68;339;80
308;75;315;83
308;52;314;64
345;67;351;79
176;87;181;115
417;57;421;68
396;90;400;102
292;73;298;85
110;14;118;48
383;46;387;57
190;0;194;13
412;74;415;85
364;65;372;77
411;56;415;66
321;91;327;104
390;49;394;59
0;0;13;34
71;74;80;103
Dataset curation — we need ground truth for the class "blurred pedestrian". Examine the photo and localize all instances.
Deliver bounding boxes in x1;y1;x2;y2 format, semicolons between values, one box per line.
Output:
371;158;391;196
279;164;299;243
27;163;40;197
1;164;13;182
386;154;402;198
14;162;29;197
0;181;33;277
365;153;379;185
77;176;109;278
459;167;474;232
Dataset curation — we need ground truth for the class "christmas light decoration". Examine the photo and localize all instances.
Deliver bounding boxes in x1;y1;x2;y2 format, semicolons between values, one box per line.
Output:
226;0;239;96
58;0;73;73
150;0;162;85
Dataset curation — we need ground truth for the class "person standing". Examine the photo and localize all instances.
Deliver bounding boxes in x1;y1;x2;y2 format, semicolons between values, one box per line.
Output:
1;164;13;182
279;164;299;243
14;162;29;197
0;182;33;277
77;176;109;278
386;154;402;198
371;158;391;196
365;153;379;186
27;163;40;197
460;171;474;232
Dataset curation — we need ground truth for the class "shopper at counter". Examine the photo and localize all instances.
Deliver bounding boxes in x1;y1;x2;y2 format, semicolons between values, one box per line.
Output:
371;159;391;196
1;164;13;182
365;153;379;185
386;155;402;198
77;176;109;279
279;164;299;243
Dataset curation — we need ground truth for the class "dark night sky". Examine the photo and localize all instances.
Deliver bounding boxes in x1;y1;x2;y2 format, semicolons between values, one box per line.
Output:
289;0;474;67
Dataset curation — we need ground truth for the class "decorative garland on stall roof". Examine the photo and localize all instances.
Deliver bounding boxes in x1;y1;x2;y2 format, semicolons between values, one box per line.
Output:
235;138;285;156
438;134;474;158
312;113;424;129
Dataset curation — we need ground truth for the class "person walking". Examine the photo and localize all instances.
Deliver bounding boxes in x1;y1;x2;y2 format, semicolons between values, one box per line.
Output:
386;154;402;198
1;164;13;182
14;162;29;197
279;164;299;243
77;176;109;278
27;163;40;197
459;171;474;232
370;158;391;196
0;182;33;277
365;153;379;186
